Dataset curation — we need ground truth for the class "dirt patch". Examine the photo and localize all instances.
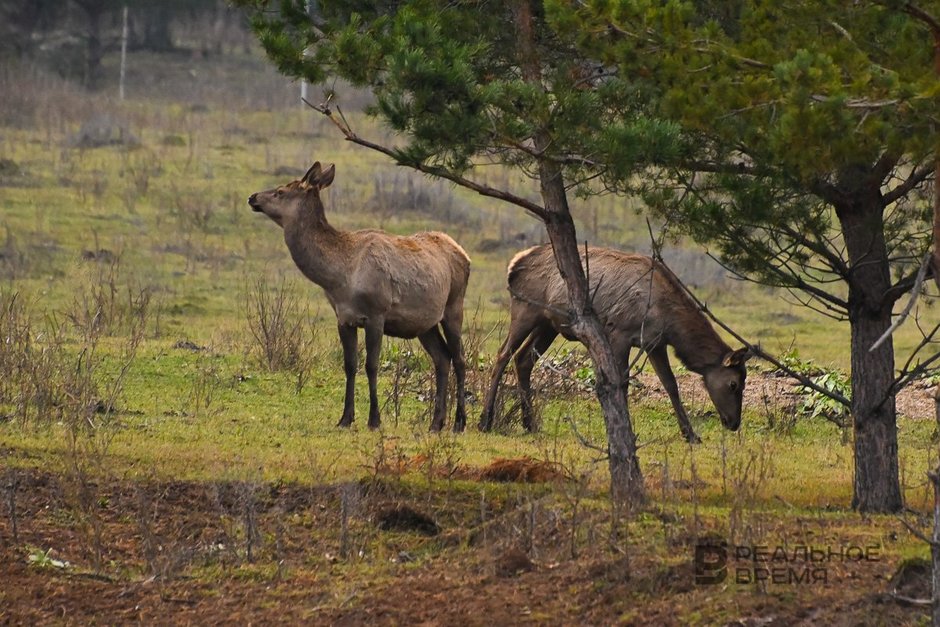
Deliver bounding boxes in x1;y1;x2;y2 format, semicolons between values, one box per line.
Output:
634;369;938;422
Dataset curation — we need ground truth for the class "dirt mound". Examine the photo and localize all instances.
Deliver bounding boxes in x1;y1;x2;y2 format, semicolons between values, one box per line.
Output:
494;546;534;577
374;454;566;485
474;457;565;483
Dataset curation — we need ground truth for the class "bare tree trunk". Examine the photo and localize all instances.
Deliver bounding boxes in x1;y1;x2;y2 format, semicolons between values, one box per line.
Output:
84;5;104;90
838;188;903;513
142;5;174;52
512;0;644;505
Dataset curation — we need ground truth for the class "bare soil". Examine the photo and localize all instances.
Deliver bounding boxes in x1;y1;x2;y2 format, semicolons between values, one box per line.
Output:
0;460;930;626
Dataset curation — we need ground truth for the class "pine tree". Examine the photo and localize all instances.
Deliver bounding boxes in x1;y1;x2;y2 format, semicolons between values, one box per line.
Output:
553;0;940;512
233;0;689;505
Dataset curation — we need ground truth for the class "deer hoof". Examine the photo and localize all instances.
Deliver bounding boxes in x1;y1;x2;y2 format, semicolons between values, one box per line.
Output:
685;432;702;445
453;410;467;433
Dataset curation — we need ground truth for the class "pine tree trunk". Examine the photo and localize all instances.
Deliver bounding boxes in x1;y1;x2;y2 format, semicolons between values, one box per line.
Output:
540;176;645;506
838;188;903;513
849;304;901;512
511;0;644;506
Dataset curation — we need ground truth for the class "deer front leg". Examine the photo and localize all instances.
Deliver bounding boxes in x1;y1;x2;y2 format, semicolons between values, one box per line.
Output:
418;328;451;432
364;320;384;430
648;345;701;444
338;324;358;428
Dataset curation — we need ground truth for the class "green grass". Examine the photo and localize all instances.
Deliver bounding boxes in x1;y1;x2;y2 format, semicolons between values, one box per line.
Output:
0;50;937;566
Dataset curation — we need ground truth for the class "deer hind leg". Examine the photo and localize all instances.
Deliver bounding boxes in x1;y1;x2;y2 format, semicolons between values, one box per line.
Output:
440;302;467;433
364;319;385;430
479;310;541;432
338;324;358;428
514;324;557;433
647;344;701;444
418;327;452;432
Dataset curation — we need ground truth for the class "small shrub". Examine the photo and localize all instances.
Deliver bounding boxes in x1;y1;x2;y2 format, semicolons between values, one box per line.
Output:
243;275;317;391
161;134;187;147
774;347;850;427
797;369;851;427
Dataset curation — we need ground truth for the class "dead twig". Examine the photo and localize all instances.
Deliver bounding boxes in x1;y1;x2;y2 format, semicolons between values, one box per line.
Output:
870;251;932;352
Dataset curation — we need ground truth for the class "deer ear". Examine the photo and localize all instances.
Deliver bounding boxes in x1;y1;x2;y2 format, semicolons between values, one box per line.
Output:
722;348;753;367
317;164;336;189
301;162;322;185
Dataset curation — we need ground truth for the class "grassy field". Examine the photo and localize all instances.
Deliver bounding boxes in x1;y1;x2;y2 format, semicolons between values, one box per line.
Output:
1;49;938;624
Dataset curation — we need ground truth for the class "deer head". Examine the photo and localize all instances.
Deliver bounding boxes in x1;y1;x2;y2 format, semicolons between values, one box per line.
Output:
701;347;752;431
248;161;336;227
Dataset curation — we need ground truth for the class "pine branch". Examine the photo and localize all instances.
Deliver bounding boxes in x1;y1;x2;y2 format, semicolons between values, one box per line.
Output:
302;98;551;221
883;163;933;205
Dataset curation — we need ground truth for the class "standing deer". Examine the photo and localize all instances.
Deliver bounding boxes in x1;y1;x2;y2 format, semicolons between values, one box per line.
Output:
249;162;471;432
479;244;751;442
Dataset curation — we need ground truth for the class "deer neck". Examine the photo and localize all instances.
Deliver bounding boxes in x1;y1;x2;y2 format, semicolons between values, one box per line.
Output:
668;315;732;375
282;198;348;293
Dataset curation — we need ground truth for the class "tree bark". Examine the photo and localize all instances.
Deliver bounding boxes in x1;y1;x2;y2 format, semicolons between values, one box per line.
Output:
837;185;903;513
512;0;644;506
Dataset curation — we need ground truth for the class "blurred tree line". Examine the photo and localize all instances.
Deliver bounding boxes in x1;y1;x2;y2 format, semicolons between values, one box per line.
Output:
0;0;251;88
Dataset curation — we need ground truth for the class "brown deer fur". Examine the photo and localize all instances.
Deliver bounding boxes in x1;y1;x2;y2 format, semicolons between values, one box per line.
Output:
249;162;471;432
479;244;751;442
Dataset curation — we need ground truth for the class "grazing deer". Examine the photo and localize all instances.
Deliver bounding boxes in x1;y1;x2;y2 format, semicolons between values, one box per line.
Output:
479;244;751;442
249;162;471;432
